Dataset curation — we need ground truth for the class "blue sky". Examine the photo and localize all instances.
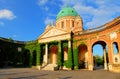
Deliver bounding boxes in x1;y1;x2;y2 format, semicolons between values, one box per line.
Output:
0;0;120;56
0;0;120;41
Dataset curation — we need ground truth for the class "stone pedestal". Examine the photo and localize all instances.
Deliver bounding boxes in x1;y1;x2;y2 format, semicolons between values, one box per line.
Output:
88;64;93;71
108;63;113;71
36;65;41;70
104;63;108;70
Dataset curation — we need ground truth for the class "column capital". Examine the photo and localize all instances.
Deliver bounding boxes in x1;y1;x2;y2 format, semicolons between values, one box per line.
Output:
68;40;71;48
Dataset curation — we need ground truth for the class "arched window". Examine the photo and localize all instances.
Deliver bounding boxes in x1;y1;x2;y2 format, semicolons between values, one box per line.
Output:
61;21;64;28
115;57;118;62
113;42;119;54
72;21;74;27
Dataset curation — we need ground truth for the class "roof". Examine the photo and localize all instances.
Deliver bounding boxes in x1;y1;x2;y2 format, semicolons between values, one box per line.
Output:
56;6;78;20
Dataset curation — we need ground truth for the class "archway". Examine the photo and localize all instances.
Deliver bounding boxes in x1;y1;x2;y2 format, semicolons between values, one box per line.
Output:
113;42;119;54
113;42;119;64
63;47;68;61
32;50;36;66
0;48;4;68
23;50;30;67
49;45;58;64
92;41;108;70
78;44;88;69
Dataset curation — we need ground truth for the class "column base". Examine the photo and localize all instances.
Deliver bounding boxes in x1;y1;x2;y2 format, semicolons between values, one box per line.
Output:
36;65;41;70
108;63;113;71
88;64;93;71
104;63;108;70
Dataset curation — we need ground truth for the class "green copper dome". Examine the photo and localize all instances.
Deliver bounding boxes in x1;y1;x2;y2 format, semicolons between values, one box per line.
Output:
56;6;78;20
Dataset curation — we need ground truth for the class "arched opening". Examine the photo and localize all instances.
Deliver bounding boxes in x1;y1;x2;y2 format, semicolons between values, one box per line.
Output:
23;50;30;67
0;48;4;68
72;21;74;27
113;42;119;54
32;50;36;66
92;41;108;70
63;47;68;61
113;42;119;64
49;45;58;64
61;21;64;28
93;44;104;69
78;44;88;69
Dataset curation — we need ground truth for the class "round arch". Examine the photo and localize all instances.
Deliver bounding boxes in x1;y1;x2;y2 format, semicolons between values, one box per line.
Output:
78;44;88;69
92;40;108;70
49;45;58;64
32;50;36;66
112;42;120;64
23;49;30;67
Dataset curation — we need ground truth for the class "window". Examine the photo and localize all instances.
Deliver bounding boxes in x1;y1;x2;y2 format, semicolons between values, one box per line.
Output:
115;57;118;62
61;21;64;28
72;21;74;27
113;42;119;54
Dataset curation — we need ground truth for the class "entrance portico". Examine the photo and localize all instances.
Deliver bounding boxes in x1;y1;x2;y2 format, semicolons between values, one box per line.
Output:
38;25;72;70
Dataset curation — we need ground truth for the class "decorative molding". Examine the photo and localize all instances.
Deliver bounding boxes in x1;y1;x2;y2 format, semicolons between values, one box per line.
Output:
110;32;117;40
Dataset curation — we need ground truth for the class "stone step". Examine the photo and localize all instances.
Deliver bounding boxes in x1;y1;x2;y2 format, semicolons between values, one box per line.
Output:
41;64;58;71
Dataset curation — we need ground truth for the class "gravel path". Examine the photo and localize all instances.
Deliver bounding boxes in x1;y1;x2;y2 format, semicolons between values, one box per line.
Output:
0;68;120;79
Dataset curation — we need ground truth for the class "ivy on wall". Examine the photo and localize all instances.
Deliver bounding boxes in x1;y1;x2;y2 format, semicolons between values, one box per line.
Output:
73;48;79;69
0;39;24;68
36;44;41;65
24;40;38;67
67;48;73;68
57;41;62;67
0;38;75;69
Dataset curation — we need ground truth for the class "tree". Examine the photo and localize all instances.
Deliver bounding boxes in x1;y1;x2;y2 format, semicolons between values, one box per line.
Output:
94;55;103;66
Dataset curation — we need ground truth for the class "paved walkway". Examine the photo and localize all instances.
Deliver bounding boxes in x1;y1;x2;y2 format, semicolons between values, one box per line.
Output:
0;68;120;79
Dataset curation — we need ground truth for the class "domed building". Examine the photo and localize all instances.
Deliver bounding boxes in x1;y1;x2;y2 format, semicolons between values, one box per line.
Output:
38;6;120;72
56;6;83;32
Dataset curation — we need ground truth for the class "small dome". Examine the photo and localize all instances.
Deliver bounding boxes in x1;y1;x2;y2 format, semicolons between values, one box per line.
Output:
56;6;78;20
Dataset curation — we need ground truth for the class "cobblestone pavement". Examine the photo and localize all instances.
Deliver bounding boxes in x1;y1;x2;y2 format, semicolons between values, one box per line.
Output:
0;68;120;79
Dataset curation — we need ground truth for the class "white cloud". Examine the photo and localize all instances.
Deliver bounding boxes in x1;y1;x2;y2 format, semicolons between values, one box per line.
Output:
44;17;55;25
44;6;49;11
0;21;4;26
61;0;120;29
37;0;49;11
0;9;16;20
38;0;47;5
13;34;17;37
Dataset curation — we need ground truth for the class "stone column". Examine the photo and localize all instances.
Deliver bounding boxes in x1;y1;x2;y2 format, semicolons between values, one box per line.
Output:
87;40;93;71
70;20;72;28
88;47;93;70
103;46;108;70
108;43;113;71
45;43;48;64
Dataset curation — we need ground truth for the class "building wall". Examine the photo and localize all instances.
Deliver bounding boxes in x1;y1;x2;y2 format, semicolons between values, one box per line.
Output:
73;17;120;71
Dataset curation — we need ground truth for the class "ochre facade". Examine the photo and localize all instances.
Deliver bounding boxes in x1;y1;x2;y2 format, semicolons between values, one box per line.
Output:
38;6;120;72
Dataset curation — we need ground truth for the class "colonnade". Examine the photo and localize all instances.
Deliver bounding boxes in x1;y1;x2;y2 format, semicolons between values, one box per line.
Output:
43;40;71;65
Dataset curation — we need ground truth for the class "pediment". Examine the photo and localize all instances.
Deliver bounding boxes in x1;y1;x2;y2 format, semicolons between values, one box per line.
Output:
38;26;69;39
